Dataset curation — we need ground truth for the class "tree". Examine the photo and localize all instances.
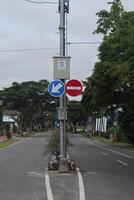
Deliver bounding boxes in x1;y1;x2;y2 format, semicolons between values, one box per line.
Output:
1;80;56;134
93;11;134;108
67;101;85;133
81;77;98;115
94;0;124;35
82;1;134;143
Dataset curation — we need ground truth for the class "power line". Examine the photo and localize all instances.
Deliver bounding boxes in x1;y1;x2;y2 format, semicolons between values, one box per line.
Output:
67;41;100;45
0;47;57;53
25;0;58;4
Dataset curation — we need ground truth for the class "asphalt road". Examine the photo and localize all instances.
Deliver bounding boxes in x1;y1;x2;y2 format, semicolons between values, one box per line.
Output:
0;132;134;200
69;134;134;200
0;132;50;200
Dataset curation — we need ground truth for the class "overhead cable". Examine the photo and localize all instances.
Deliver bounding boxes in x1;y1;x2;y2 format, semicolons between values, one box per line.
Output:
67;42;100;45
25;0;57;4
0;47;56;53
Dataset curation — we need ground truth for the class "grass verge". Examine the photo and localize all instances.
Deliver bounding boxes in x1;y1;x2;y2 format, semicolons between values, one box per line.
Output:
83;134;134;151
0;138;18;149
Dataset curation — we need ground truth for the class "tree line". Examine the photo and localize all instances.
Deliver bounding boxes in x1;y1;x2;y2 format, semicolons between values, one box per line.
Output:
81;0;134;144
0;80;56;137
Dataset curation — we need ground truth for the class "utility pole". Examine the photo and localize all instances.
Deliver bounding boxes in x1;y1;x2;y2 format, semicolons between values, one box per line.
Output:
59;0;69;157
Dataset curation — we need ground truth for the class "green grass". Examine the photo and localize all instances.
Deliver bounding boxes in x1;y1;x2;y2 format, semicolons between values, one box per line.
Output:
80;132;134;151
89;135;134;150
0;138;18;149
91;135;112;144
127;146;134;151
19;132;35;138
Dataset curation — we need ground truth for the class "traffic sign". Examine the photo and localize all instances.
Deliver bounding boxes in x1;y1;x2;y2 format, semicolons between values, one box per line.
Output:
48;80;65;97
65;79;83;96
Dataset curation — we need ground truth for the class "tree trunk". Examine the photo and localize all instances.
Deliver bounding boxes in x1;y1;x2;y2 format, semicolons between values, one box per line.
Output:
73;123;77;133
5;123;12;139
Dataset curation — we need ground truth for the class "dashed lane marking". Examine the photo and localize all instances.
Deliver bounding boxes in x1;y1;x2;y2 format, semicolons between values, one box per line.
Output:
87;141;95;146
101;152;108;156
77;136;95;146
95;144;132;159
117;160;128;167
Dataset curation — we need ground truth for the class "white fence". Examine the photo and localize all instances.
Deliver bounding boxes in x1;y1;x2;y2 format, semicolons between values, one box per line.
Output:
95;117;107;133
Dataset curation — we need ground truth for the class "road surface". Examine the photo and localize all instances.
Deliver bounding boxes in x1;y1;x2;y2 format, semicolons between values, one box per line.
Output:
69;134;134;200
0;132;49;200
0;132;134;200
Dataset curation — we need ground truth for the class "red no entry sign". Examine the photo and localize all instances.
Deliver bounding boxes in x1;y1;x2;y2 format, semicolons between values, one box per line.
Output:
65;79;83;96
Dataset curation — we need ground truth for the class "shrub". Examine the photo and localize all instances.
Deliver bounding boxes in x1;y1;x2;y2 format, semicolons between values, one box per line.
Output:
47;130;70;153
106;125;122;141
4;123;12;139
48;130;60;152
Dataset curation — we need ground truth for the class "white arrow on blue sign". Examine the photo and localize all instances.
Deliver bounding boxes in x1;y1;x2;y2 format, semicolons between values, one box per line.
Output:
48;80;65;97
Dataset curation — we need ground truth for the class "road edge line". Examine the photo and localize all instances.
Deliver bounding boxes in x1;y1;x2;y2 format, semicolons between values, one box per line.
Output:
45;169;54;200
95;144;132;159
76;168;86;200
117;160;128;166
0;137;31;151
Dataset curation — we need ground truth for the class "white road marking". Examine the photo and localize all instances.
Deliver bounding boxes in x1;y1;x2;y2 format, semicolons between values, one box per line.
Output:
45;170;54;200
96;144;132;159
117;160;128;166
0;138;30;151
76;136;132;159
87;141;95;146
101;152;108;156
77;136;95;146
76;168;86;200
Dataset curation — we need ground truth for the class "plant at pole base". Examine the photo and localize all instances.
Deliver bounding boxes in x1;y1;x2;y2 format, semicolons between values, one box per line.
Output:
47;129;70;153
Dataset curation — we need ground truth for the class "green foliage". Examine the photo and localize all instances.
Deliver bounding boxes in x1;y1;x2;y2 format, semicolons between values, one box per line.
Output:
81;77;97;114
4;123;12;139
82;2;134;144
107;125;122;141
48;130;70;152
0;138;17;149
13;124;18;133
67;101;86;133
0;80;56;133
121;106;134;144
94;0;124;35
48;131;60;152
85;12;134;109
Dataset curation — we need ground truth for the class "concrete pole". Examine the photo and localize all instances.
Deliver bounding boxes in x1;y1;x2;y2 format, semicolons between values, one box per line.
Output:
59;0;65;156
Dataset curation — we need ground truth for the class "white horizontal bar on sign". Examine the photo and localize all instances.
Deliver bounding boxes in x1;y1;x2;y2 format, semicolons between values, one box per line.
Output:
66;86;81;90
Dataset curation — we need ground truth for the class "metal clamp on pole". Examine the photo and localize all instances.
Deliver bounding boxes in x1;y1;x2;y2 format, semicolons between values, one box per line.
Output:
58;0;69;13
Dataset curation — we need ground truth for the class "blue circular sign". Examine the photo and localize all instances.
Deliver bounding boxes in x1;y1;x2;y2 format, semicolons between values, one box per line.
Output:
48;80;65;97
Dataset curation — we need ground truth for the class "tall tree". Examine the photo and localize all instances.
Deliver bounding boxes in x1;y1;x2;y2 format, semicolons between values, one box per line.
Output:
82;2;134;143
94;0;124;35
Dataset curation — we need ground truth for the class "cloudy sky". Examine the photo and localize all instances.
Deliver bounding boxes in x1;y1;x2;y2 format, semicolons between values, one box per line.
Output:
0;0;134;91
